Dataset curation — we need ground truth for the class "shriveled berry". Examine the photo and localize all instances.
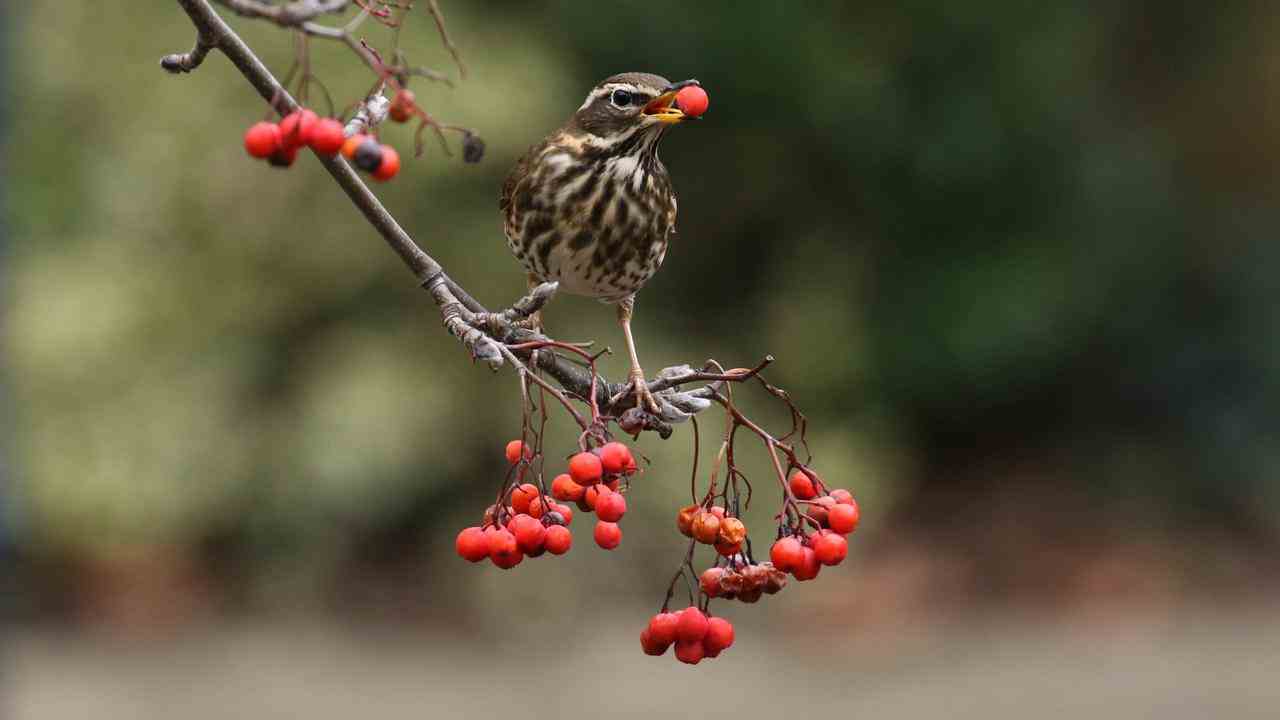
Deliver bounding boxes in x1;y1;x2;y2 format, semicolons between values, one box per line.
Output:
674;639;705;664
340;133;366;159
267;145;299;167
648;612;680;646
308;117;345;155
353;138;383;172
699;567;726;597
279;109;318;149
703;617;734;655
813;530;848;566
569;452;603;485
505;439;531;465
510;483;539;515
454;526;489;562
770;537;804;572
640;628;669;656
829;501;860;534
718;517;747;545
675;607;709;642
691;511;721;544
372;145;400;181
593;520;622;549
488;528;522;569
462;132;485;163
511;514;546;553
599;442;632;474
544;525;572;555
244;121;282;158
792;546;822;581
789;470;817;500
675;85;709;118
389;89;416;123
708;506;726;520
830;488;854;505
551;473;585;502
676;504;699;537
595;492;627;523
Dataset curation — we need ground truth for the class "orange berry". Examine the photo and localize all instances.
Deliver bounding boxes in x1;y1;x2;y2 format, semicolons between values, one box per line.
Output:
790;470;818;499
505;439;531;465
830;488;854;504
813;530;848;566
676;504;699;537
792;545;821;581
279;109;318;150
549;501;574;525
568;452;603;485
550;473;585;502
510;483;539;515
340;133;366;159
691;511;721;544
487;528;522;569
544;525;572;555
599;442;632;474
828;501;859;534
593;520;622;549
595;491;627;523
308;117;346;155
454;526;489;562
675;85;709;118
770;537;804;572
717;516;747;545
511;513;546;554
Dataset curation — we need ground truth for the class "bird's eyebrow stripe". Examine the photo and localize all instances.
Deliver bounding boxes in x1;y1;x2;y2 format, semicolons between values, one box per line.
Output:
577;84;651;111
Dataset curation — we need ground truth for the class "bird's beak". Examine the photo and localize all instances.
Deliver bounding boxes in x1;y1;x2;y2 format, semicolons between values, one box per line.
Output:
643;79;700;124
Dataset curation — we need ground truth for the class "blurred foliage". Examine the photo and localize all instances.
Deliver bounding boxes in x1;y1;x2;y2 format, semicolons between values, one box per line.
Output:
4;1;1280;613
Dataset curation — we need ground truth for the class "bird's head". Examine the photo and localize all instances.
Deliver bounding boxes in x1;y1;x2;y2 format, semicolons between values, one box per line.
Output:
566;72;701;146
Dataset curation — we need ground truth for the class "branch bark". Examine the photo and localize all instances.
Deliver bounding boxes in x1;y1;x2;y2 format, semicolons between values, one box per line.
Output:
163;0;726;438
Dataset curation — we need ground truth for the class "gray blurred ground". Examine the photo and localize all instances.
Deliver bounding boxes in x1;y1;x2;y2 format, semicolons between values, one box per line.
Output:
9;610;1280;719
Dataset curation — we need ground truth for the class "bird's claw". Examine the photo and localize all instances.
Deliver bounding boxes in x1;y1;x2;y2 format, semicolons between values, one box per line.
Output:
628;369;662;414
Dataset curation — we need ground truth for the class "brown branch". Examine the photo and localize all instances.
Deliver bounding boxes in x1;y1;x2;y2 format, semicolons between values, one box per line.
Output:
162;0;742;437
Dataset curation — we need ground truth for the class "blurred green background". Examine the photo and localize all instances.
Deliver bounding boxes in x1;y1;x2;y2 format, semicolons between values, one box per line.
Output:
5;1;1280;717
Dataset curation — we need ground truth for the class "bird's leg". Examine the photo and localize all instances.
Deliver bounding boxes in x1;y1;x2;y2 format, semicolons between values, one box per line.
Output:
617;296;661;413
525;274;544;374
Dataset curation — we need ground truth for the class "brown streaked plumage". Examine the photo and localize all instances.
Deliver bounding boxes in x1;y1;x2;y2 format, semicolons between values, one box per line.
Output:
501;72;701;411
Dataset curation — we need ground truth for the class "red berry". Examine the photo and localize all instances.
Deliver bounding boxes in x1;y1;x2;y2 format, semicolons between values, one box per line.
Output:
675;607;709;642
595;492;627;522
550;474;584;502
308;117;345;156
808;495;836;528
279;109;318;149
703;617;734;655
829;488;854;504
568;452;603;485
675;85;709;118
527;496;549;519
454;526;489;562
648;612;680;646
813;530;848;566
389;89;416;123
544;525;572;555
674;639;705;665
593;520;622;549
340;133;366;159
770;537;804;572
584;483;611;511
244;121;282;158
267;145;299;168
828;502;859;534
640;627;669;656
511;514;546;554
510;483;539;514
488;528;522;569
714;538;742;557
372;144;400;181
792;545;822;581
604;477;620;492
598;442;632;474
505;439;531;465
789;470;817;500
699;567;726;597
549;501;574;525
623;453;639;474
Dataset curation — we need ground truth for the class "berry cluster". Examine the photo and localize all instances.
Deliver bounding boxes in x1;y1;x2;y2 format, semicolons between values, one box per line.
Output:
242;108;400;181
699;560;788;603
640;607;734;665
454;439;639;567
767;471;861;581
676;503;748;556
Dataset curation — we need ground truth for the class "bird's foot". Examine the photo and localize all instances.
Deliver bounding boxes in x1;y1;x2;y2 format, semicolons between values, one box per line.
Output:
627;368;662;414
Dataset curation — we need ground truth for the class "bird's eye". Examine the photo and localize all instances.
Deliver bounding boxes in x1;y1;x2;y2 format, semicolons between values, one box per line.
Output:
611;89;633;107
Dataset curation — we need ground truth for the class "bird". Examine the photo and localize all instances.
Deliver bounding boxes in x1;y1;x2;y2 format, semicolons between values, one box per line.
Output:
501;72;700;413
